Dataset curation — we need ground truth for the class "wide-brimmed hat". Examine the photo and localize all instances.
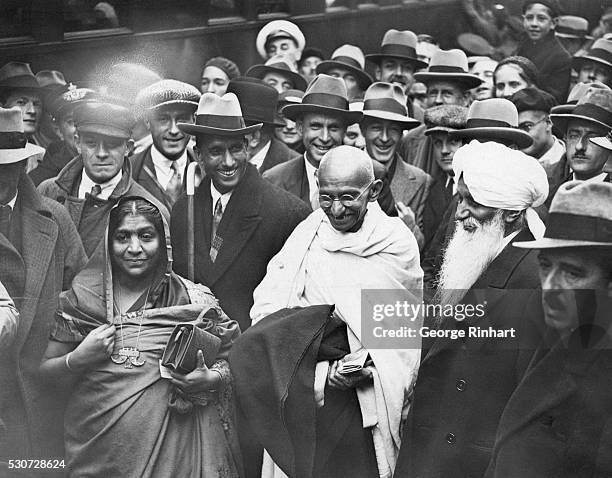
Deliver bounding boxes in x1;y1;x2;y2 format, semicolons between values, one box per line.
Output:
316;45;373;91
256;20;305;60
572;39;612;72
515;180;612;249
135;79;201;115
590;129;612;150
365;29;428;70
48;85;97;119
449;98;533;148
424;104;468;135
177;92;262;137
550;88;612;134
74;101;135;139
227;77;284;127
550;81;611;114
556;15;592;39
361;82;419;128
0;62;41;94
281;74;363;124
413;49;482;90
0;107;46;164
246;55;307;92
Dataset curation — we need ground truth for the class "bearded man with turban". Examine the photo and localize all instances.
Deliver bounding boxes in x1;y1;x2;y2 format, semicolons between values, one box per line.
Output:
395;140;549;478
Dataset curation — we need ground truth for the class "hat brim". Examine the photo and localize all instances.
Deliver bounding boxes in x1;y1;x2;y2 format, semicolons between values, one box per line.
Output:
550;113;612;135
449;127;533;149
514;237;612;249
245;115;285;128
572;55;612;71
246;65;307;92
177;122;262;137
549;103;576;115
0;142;44;164
282;104;363;124
589;135;612;150
425;126;460;135
316;61;373;90
362;110;420;128
365;54;428;71
413;72;483;90
77;124;132;140
147;100;199;112
556;32;593;40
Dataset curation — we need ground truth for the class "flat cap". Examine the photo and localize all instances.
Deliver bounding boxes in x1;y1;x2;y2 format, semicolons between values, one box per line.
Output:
510;87;558;113
135;79;201;113
424;104;468;134
75;101;135;139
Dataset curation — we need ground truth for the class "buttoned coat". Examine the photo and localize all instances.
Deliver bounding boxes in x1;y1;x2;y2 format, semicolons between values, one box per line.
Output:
0;173;86;467
170;164;310;332
395;229;544;478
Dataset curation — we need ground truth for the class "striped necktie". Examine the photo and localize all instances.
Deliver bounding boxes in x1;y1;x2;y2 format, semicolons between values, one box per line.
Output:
210;198;223;262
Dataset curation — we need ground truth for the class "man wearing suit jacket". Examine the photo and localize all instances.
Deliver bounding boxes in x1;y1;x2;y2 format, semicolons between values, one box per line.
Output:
0;107;87;471
171;92;310;333
129;79;202;212
395;141;549;478
486;180;612;477
227;77;300;174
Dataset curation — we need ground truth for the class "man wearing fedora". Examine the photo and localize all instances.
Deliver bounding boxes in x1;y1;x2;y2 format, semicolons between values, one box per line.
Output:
573;38;612;88
129;79;201;211
298;47;325;85
39;101;168;256
274;89;304;153
227;77;300;174
0;62;46;173
396;140;548;478
256;19;305;68
316;44;373;101
486;181;612;478
360;82;431;248
246;54;307;94
556;15;593;56
0;107;86;469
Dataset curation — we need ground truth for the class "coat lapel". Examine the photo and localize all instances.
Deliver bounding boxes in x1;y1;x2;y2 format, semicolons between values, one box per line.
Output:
282;157;309;202
390;156;418;206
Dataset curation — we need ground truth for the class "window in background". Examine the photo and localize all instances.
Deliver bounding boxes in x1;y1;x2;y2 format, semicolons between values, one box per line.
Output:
0;1;32;38
63;0;126;32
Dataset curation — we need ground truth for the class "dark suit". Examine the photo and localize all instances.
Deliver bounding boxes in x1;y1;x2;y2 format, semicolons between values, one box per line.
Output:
422;172;454;248
0;174;86;468
547;155;611;207
171;164;310;333
395;229;544;478
486;327;612;478
258;137;300;174
129;144;198;211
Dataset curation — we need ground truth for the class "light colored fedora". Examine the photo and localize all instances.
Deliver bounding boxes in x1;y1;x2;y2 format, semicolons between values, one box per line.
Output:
572;38;612;71
449;98;533;148
555;15;592;39
550;88;612;135
365;29;428;69
361;82;420;128
515;180;612;248
281;74;363;124
246;54;307;92
316;45;373;91
413;49;482;89
550;81;611;114
177;92;262;137
0;107;46;164
256;20;305;60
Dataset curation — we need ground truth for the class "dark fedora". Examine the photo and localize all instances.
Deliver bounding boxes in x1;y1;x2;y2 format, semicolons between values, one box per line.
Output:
549;81;611;114
246;55;307;92
281;74;363;124
178;93;262;137
227;77;284;127
550;88;612;135
365;29;428;70
0;62;40;93
449;98;533;149
316;45;373;91
572;39;612;72
413;49;482;90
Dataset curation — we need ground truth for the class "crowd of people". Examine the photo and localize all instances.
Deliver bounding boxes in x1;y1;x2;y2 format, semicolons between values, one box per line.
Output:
0;0;611;476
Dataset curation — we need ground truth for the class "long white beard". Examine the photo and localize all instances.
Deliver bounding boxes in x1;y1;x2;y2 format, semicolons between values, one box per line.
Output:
436;211;506;307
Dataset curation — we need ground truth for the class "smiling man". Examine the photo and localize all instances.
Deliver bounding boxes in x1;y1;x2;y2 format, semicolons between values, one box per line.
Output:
38;101;168;256
130;79;201;211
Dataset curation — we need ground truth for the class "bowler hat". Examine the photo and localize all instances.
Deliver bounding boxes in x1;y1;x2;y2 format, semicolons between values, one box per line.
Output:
316;45;373;91
361;82;419;128
246;55;307;92
256;20;305;60
281;74;363;124
572;39;612;72
555;15;592;39
413;49;482;90
75;101;135;139
0;62;40;93
424;104;468;135
515;181;612;248
135;79;201;113
550;81;611;114
177;93;262;137
550;88;612;134
227;77;284;127
365;29;427;70
0;107;46;164
449;98;533;148
510;87;557;113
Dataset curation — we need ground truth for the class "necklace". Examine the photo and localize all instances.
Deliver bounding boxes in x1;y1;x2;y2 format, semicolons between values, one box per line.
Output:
110;285;151;369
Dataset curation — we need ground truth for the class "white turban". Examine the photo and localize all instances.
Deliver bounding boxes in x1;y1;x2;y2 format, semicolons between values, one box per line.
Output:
453;140;549;237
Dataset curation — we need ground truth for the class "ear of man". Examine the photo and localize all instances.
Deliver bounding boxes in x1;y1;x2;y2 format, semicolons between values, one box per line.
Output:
368;179;383;202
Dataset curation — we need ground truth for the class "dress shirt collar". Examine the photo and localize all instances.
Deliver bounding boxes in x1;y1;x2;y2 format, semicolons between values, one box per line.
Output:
210;181;233;214
79;168;123;200
249;140;271;171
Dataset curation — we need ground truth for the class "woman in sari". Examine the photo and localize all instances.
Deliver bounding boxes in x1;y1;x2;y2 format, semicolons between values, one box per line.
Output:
40;196;242;478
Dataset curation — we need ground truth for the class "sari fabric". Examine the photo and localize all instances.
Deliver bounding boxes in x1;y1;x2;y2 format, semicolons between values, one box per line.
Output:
51;197;242;478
